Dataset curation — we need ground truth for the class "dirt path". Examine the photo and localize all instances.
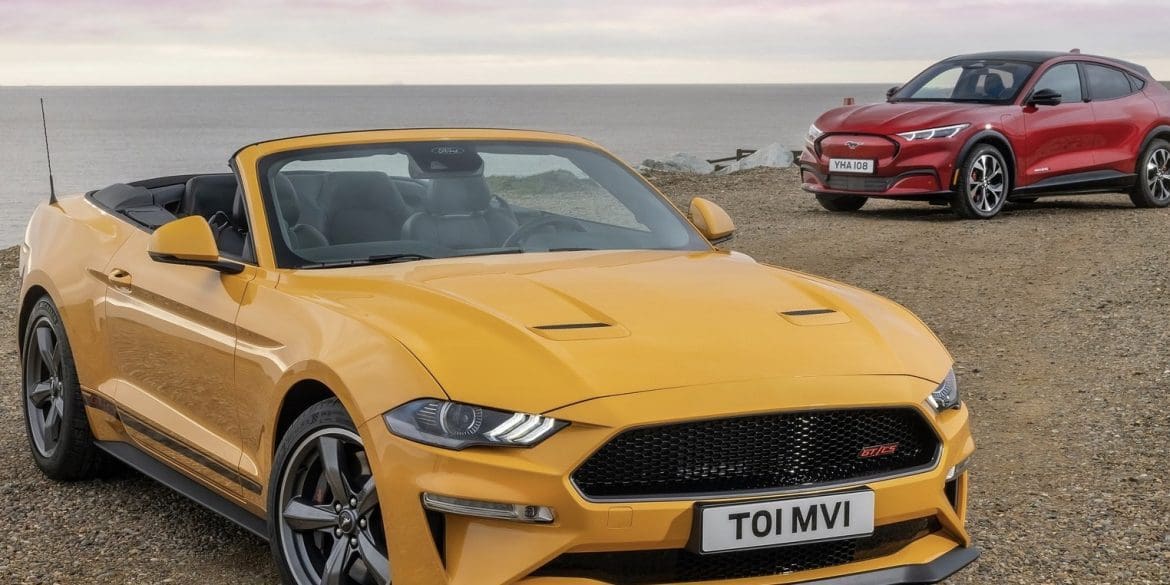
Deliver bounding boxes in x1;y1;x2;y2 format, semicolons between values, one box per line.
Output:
2;167;1168;583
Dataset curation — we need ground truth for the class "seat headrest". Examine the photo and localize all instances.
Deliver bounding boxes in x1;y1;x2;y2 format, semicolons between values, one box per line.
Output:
984;73;1006;98
182;174;238;218
425;176;493;215
272;174;301;224
231;186;248;227
322;172;408;217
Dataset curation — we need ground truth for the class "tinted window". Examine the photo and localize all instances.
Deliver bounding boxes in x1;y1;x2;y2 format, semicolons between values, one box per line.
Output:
894;60;1035;103
1086;64;1135;100
1033;63;1083;103
258;141;708;268
1128;73;1146;91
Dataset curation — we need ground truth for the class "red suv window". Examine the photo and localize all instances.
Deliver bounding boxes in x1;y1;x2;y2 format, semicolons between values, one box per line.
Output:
1034;63;1083;102
1085;64;1136;100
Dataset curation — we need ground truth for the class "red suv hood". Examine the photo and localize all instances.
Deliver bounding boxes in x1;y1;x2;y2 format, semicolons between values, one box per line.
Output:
817;102;997;135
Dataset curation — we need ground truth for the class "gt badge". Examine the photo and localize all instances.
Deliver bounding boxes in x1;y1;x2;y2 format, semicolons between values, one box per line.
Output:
858;443;898;458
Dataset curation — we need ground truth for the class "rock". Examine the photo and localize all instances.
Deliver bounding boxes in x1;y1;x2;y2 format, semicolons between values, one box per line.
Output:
638;153;712;175
715;142;794;175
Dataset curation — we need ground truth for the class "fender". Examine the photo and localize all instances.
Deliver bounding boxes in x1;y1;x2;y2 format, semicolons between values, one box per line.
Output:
1138;124;1170;155
954;130;1018;186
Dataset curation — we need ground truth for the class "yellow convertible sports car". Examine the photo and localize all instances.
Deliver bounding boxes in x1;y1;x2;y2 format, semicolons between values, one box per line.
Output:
18;129;977;584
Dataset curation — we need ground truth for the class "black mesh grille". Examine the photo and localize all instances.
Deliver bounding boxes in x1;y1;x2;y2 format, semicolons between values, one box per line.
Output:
532;518;939;584
573;408;938;499
827;175;893;192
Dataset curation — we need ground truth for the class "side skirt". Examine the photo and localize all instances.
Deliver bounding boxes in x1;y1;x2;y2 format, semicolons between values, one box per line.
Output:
1012;170;1136;198
95;441;269;541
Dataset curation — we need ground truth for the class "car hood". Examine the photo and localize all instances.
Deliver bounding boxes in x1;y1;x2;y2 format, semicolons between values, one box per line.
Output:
287;250;951;413
817;102;997;135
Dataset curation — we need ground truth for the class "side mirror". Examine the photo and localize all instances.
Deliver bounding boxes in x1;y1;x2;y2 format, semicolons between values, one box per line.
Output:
1027;88;1062;107
886;86;901;101
689;197;736;244
148;216;244;274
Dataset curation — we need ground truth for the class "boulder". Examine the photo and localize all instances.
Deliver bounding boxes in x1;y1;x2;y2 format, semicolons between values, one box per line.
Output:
639;152;712;175
714;143;794;175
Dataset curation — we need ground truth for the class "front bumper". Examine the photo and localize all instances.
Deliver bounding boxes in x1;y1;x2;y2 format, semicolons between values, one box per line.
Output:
799;137;961;199
361;375;976;585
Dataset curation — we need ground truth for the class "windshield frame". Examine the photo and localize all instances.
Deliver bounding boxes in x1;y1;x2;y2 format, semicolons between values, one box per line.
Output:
256;140;711;269
891;59;1039;105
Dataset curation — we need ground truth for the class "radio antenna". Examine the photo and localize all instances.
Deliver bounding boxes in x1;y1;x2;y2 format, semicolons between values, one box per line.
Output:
40;98;58;204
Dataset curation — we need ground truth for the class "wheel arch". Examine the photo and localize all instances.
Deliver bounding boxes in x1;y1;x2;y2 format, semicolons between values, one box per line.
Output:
272;378;339;453
1139;125;1170;156
956;131;1017;188
17;284;51;356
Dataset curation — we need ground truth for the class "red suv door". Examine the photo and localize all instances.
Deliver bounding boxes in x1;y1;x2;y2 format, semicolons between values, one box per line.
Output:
1084;62;1158;175
1018;62;1096;187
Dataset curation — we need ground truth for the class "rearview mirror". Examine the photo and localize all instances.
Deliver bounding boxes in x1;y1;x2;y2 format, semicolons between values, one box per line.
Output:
1027;88;1062;107
886;86;901;101
148;216;243;274
689;197;735;244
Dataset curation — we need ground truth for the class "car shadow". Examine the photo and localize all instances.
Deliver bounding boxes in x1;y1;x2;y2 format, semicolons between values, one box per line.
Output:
814;197;1140;222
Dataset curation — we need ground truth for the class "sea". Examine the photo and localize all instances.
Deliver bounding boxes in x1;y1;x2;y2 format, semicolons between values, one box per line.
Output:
0;84;888;246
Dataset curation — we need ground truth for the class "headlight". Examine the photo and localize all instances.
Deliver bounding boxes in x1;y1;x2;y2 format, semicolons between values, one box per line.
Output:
896;123;970;141
384;399;568;450
806;123;824;145
926;369;961;411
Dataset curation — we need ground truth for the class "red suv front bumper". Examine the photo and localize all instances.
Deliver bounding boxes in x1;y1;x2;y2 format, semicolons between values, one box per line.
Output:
800;134;962;199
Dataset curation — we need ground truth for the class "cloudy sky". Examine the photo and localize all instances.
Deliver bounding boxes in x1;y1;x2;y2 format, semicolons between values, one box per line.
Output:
2;0;1167;85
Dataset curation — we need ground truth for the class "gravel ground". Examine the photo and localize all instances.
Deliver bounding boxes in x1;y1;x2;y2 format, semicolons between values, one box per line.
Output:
3;167;1169;583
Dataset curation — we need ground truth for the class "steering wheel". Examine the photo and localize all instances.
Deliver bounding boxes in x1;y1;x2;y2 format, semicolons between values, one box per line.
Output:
502;215;586;247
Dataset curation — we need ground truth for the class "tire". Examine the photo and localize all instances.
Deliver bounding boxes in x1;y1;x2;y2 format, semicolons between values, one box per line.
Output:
815;193;868;212
21;296;105;480
269;399;391;585
1129;139;1170;208
952;145;1010;219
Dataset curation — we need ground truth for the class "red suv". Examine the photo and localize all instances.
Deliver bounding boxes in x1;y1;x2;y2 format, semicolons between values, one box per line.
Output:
801;51;1170;218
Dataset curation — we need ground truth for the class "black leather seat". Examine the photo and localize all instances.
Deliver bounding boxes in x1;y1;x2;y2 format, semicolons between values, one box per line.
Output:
183;174;248;258
401;177;518;249
318;172;410;245
182;174;237;220
272;174;329;250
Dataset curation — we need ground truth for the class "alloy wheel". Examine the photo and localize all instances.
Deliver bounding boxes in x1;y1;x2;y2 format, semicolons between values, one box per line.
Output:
24;317;66;458
967;153;1006;213
1145;148;1170;202
278;428;390;585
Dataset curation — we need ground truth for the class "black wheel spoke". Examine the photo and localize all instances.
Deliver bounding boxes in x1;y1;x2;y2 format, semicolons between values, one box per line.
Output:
318;436;353;502
43;397;64;442
358;532;391;585
323;537;353;585
28;381;54;406
354;477;378;517
283;498;338;533
35;326;57;377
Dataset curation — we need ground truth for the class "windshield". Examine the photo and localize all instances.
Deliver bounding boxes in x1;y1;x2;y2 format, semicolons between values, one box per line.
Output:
258;141;708;268
892;59;1036;103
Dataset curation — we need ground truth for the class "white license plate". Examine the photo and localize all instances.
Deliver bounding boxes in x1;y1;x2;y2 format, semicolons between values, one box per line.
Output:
696;490;874;553
829;158;875;174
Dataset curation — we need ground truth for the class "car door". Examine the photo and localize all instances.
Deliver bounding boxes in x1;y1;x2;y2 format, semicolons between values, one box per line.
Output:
1018;62;1097;186
104;226;258;498
1084;62;1158;174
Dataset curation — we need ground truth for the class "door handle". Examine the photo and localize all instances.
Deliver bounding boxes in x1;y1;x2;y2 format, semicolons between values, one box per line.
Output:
108;268;133;290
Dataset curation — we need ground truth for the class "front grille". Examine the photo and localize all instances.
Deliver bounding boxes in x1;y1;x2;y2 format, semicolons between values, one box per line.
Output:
572;408;938;500
532;518;939;584
826;175;893;192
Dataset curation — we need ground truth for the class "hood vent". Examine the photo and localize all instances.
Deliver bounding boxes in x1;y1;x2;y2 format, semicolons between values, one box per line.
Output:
533;322;611;330
529;322;629;341
779;308;851;326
